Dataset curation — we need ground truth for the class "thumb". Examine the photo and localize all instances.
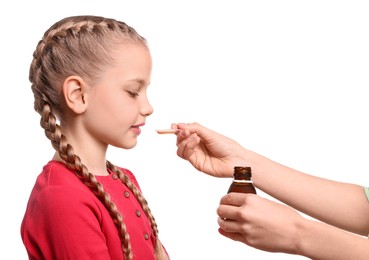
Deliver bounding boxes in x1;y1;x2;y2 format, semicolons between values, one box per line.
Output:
177;122;214;140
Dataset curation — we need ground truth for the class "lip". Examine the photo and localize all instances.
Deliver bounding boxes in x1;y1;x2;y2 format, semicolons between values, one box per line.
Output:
131;123;145;135
133;123;145;128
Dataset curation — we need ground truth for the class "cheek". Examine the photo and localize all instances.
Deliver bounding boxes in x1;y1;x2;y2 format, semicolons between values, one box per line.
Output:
86;93;118;123
97;92;124;113
88;91;139;124
108;99;139;126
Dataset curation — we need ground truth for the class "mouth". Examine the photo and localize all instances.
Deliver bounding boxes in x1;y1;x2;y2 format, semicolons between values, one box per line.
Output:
132;123;145;128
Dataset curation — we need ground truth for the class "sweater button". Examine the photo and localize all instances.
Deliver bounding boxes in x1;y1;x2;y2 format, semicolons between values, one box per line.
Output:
124;191;130;198
112;174;118;180
136;210;141;217
144;233;149;240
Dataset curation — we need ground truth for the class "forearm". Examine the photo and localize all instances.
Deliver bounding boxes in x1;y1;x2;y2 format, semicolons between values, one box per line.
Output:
298;218;369;260
246;149;369;235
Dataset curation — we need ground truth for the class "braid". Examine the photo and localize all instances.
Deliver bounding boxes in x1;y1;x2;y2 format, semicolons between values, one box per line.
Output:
107;162;167;259
30;15;166;259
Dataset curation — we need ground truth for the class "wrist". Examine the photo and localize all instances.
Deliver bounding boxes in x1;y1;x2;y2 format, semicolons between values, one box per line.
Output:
293;217;314;256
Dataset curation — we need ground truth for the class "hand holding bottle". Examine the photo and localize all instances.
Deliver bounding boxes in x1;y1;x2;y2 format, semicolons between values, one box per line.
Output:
217;193;305;254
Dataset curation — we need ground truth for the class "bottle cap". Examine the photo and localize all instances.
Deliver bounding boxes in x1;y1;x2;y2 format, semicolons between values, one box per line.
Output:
234;166;252;179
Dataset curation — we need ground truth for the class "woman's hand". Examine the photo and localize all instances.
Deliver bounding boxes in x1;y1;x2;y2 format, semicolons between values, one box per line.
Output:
173;122;247;178
217;193;304;254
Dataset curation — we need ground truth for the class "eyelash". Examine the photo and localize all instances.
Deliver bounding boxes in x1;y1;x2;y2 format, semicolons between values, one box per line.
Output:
128;91;139;97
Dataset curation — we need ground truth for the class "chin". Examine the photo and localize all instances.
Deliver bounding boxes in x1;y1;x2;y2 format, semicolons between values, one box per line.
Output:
123;141;138;149
112;140;137;150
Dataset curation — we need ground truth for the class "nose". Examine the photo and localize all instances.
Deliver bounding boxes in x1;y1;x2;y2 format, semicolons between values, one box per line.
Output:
140;94;154;117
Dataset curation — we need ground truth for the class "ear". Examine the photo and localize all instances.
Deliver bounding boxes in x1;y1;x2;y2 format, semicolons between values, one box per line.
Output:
62;76;87;114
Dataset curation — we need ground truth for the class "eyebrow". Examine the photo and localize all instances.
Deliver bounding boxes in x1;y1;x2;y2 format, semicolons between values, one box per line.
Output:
127;78;150;86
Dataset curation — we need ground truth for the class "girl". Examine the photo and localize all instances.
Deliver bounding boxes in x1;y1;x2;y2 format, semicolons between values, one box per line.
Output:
21;15;169;260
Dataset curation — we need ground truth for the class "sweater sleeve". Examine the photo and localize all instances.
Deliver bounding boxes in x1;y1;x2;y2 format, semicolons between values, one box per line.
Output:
364;187;369;203
22;185;114;260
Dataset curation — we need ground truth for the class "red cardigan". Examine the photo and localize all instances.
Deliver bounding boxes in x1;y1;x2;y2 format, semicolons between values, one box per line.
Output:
21;160;168;259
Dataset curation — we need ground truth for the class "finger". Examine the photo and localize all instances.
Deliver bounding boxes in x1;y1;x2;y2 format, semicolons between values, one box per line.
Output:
182;134;201;159
219;193;252;206
175;128;191;146
184;133;200;149
176;132;192;157
217;217;240;234
217;203;241;221
218;227;243;243
170;123;179;130
179;122;221;142
176;133;200;159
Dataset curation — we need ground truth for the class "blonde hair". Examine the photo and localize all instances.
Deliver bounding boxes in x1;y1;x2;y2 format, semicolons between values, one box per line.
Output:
29;15;166;260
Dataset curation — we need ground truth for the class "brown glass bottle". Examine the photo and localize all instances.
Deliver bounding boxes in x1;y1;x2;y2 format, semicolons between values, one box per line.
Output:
227;166;256;194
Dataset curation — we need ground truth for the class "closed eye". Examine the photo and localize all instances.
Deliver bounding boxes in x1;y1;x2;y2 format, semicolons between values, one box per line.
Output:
127;91;139;98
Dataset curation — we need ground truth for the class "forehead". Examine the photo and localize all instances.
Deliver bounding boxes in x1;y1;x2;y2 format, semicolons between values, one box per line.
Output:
113;42;151;66
113;41;150;59
104;42;152;82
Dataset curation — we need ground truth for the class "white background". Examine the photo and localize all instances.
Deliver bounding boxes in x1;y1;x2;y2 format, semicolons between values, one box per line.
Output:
1;1;368;259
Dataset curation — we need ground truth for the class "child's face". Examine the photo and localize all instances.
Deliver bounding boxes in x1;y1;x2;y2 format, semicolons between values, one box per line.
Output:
83;43;153;149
